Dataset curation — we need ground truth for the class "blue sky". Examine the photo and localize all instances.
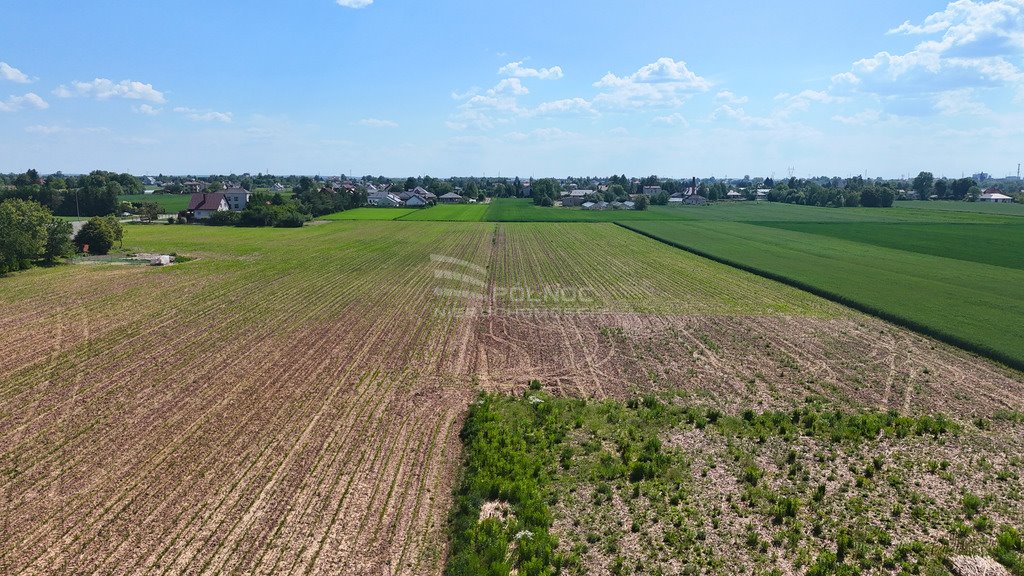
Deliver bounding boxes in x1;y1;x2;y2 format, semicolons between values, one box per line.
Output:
1;0;1022;178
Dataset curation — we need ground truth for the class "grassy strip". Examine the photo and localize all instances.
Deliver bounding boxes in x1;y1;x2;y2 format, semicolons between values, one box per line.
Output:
446;390;571;576
617;221;1024;372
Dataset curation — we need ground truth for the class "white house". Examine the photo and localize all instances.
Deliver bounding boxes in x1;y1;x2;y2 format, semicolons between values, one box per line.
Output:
368;190;403;207
187;192;229;220
406;194;428;207
223;187;251;211
270;183;285;192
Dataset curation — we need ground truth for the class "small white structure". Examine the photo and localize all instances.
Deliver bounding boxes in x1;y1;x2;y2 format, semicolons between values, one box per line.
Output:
150;255;172;266
979;190;1013;203
581;201;596;209
726;190;743;200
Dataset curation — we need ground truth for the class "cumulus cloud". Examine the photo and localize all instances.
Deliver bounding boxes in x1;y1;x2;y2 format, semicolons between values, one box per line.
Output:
593;57;710;107
0;92;48;112
710;105;781;129
530;97;595;117
133;104;161;115
834;0;1024;99
715;90;748;104
498;61;564;80
336;0;373;7
357;117;399;127
173;106;232;122
934;88;991;115
54;78;166;103
653;113;689;126
0;62;32;83
488;78;529;96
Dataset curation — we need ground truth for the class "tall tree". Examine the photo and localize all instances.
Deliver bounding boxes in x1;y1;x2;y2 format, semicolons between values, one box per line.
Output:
912;172;934;199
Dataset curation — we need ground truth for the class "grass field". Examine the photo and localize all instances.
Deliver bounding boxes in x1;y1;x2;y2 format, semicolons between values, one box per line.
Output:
757;222;1024;270
483;198;696;222
117;193;190;213
623;220;1024;369
397;203;490;221
3;217;1023;575
321;207;418;220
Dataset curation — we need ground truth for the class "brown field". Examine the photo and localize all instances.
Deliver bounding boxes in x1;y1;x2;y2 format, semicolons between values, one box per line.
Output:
1;221;1022;575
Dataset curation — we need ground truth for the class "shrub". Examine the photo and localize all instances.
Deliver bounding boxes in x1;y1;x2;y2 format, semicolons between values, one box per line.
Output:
205;210;241;226
73;216;116;255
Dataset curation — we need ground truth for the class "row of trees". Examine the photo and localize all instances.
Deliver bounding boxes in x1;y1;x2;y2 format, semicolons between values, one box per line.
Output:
911;172;983;200
1;170;141;217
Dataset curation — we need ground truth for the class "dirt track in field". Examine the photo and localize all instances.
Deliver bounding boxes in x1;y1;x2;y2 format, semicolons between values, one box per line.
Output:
1;222;1022;575
471;310;1024;416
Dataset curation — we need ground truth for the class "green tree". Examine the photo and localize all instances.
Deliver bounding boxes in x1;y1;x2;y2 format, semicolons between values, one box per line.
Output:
912;171;934;200
634;195;649;210
43;219;74;263
139;202;161;222
404;176;417;191
0;199;52;273
74;217;116;255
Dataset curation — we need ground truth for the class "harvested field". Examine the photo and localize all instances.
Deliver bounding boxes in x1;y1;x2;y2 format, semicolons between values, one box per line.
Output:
2;220;1022;575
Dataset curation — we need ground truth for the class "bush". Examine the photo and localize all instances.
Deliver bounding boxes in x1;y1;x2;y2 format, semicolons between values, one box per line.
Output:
205;211;241;226
73;216;116;255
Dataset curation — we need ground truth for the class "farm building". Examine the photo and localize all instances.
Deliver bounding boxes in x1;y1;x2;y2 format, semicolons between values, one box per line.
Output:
439;192;464;204
186;192;229;220
581;201;596;209
726;190;743;200
270;183;285;192
979;189;1013;203
685;195;709;205
642;186;663;195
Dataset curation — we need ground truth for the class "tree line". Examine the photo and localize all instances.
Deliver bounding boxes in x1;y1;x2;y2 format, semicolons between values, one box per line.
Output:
0;170;142;217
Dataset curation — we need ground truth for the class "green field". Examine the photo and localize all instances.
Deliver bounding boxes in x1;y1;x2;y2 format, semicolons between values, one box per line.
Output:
483;198;697;222
624;219;1024;369
396;203;490;221
321;207;418;220
117;193;190;213
757;222;1024;270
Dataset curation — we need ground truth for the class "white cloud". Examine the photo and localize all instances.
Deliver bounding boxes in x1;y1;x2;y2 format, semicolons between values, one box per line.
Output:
357;117;399;127
934;88;991;115
710;105;781;129
0;92;48;112
505;128;579;142
133;104;161;115
715;90;748;104
25;124;64;134
530;97;595;117
173;106;232;122
653;113;689;126
498;61;564;80
0;62;32;83
593;57;710;107
336;0;373;7
488;78;529;96
834;0;1024;100
54;78;166;103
